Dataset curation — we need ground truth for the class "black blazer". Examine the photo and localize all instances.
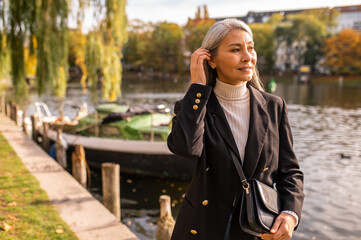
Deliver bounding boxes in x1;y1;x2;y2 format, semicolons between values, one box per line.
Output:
167;84;304;240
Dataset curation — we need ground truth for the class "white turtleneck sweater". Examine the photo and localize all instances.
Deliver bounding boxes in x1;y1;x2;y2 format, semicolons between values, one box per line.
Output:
214;79;250;163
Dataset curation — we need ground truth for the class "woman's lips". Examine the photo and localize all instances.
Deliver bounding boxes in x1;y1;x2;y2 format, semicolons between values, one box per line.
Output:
238;67;252;71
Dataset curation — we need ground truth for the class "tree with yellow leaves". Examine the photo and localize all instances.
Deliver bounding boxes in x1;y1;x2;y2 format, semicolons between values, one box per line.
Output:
144;22;184;76
323;29;361;75
250;14;283;73
85;0;128;101
184;5;215;53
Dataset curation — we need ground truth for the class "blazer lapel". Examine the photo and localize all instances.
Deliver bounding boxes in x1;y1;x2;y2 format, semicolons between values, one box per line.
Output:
207;91;241;162
243;85;269;179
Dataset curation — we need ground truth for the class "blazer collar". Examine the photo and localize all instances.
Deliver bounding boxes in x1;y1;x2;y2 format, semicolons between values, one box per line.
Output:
208;84;269;179
243;85;269;179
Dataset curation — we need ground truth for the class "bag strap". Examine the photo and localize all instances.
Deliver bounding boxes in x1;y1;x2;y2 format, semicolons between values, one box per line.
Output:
228;146;261;232
227;146;250;194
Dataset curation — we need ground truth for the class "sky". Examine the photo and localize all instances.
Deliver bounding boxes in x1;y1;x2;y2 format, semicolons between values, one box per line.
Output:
125;0;361;25
73;0;361;32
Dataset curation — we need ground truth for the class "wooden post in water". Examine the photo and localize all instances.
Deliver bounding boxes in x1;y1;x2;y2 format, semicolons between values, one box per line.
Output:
31;114;39;142
56;127;67;168
6;101;11;117
0;96;4;114
72;145;87;187
156;195;175;240
5;101;10;117
22;110;27;133
9;101;13;119
13;104;18;126
10;101;15;122
3;98;6;115
8;101;12;119
102;163;120;221
42;122;50;152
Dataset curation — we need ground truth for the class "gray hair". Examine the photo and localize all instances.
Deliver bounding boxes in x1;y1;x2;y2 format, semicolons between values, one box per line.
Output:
201;19;264;91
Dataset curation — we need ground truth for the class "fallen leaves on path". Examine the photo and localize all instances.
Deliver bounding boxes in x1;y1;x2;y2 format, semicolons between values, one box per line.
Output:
7;214;17;220
7;201;17;207
56;225;64;234
1;222;12;232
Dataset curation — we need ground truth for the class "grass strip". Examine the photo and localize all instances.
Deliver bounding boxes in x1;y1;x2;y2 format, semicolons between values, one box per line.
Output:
0;132;78;240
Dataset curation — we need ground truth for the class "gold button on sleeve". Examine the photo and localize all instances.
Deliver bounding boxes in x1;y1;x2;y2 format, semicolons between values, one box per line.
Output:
193;105;198;110
206;167;210;172
202;200;209;206
195;99;200;104
196;93;202;98
190;229;197;235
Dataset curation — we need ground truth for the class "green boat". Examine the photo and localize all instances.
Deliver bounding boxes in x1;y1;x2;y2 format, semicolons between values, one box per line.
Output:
67;103;173;142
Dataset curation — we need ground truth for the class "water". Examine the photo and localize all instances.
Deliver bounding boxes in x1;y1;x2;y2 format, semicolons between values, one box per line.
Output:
286;105;361;239
19;77;361;239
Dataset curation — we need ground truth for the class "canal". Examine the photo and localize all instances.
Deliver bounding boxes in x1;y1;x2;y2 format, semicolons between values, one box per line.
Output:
16;76;361;239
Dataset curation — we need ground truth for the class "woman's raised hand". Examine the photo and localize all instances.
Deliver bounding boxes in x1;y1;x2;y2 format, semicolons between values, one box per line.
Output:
190;48;211;85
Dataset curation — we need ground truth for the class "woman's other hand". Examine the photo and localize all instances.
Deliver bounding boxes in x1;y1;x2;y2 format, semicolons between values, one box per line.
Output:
190;48;211;85
259;212;297;240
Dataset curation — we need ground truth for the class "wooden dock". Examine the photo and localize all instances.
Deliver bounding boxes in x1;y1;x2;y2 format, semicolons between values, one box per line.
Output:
0;113;138;240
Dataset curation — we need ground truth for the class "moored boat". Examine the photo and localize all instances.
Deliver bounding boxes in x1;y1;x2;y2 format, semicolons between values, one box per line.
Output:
33;102;195;181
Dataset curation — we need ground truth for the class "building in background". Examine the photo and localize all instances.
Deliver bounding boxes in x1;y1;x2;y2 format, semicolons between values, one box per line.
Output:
214;9;302;25
214;4;361;32
334;5;361;32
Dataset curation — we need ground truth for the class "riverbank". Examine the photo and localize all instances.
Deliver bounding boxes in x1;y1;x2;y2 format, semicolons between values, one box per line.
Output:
0;114;138;240
0;132;78;239
260;74;361;85
311;75;361;84
2;73;361;97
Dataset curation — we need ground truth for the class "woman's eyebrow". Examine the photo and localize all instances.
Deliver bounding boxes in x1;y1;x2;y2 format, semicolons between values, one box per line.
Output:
227;41;254;47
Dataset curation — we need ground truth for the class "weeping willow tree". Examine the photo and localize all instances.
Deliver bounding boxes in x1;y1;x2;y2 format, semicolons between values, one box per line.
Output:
6;0;37;97
0;0;68;98
86;0;128;101
36;0;69;98
0;0;10;83
69;0;89;94
1;0;127;100
0;0;37;97
86;31;102;91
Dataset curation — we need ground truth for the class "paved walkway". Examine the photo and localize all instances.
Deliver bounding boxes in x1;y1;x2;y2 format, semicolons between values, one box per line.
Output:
0;114;138;240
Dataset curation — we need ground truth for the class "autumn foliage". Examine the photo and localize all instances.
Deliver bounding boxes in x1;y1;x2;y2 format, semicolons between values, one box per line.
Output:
183;5;215;53
323;29;361;75
184;18;215;53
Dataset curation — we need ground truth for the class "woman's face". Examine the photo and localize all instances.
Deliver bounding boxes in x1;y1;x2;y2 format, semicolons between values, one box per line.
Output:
210;29;257;85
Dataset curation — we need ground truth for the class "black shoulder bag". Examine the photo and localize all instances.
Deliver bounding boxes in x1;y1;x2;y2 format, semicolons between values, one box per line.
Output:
228;147;281;236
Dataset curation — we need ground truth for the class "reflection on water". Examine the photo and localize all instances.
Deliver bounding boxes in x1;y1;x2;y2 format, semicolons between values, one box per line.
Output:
276;81;361;109
287;105;361;239
19;77;361;239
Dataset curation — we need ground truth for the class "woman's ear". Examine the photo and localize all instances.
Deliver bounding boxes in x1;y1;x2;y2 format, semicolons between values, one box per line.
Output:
207;56;216;69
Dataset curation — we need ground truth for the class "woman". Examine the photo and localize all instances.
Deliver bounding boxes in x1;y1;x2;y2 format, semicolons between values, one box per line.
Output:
167;19;304;240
